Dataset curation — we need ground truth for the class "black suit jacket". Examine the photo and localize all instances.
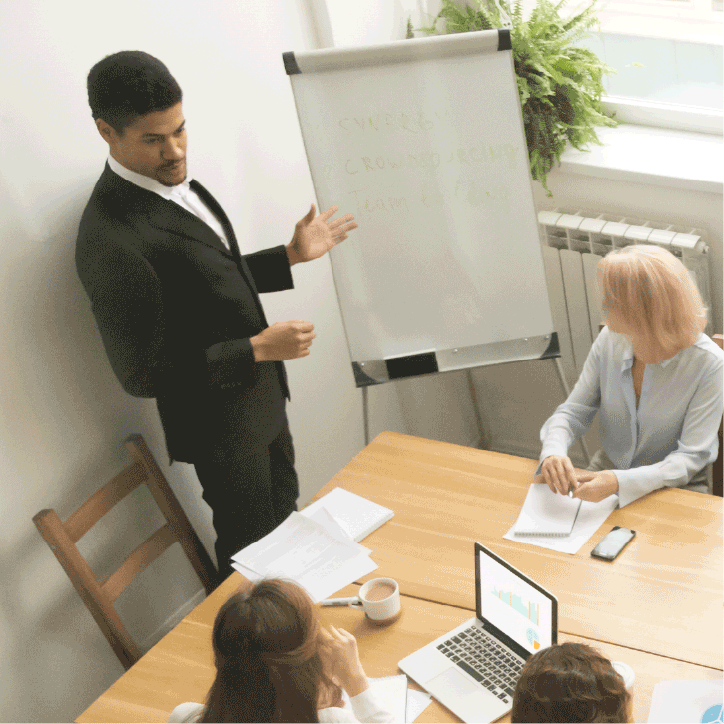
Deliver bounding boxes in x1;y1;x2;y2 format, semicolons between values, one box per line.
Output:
76;164;293;462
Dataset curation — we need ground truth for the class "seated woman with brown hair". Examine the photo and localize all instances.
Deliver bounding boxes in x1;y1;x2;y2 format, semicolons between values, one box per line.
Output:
537;244;724;506
511;642;631;723
168;579;392;723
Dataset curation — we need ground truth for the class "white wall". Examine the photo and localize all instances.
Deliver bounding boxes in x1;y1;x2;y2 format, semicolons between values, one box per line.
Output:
0;1;371;721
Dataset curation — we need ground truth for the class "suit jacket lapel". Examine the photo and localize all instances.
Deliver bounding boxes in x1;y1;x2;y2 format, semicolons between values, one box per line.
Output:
101;167;232;257
189;180;240;253
101;167;260;300
149;198;235;259
189;179;259;296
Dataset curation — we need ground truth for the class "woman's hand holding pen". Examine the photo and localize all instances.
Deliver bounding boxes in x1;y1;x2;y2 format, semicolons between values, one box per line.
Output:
537;457;620;502
538;455;578;495
571;471;619;502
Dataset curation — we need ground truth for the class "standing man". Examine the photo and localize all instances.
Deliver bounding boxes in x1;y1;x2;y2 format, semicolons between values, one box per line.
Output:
76;51;356;580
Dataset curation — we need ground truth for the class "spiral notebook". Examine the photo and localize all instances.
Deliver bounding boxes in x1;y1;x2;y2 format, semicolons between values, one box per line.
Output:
512;484;582;537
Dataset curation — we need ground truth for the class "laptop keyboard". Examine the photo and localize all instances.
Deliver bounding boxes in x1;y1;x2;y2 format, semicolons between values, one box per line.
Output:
436;625;522;702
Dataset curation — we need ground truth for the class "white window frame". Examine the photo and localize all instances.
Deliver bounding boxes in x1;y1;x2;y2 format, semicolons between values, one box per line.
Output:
517;0;722;42
582;0;721;43
591;0;722;133
601;97;723;135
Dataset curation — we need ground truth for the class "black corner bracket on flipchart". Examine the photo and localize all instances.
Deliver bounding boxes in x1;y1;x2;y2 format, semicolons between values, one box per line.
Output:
282;51;301;75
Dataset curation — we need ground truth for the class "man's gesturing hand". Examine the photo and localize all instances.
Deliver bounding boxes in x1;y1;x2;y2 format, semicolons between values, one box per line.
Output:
250;321;315;361
286;204;357;266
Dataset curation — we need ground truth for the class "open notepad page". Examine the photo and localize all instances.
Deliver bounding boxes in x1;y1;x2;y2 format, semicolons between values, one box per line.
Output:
372;675;408;723
340;675;408;722
301;487;394;542
513;484;582;537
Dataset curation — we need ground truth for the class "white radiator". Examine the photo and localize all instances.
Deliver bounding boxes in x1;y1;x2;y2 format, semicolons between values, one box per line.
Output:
538;208;712;386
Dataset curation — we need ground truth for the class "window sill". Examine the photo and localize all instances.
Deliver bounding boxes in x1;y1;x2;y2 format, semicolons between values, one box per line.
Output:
555;124;723;194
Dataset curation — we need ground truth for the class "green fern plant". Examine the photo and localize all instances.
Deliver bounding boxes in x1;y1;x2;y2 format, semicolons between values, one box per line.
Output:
417;0;616;194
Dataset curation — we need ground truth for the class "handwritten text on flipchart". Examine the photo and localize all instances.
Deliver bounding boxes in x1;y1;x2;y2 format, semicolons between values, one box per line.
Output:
310;107;521;217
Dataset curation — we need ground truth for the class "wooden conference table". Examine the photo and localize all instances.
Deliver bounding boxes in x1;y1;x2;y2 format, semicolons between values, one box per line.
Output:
78;432;723;723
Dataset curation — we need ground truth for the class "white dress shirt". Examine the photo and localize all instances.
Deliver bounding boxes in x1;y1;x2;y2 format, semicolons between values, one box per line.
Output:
538;326;724;507
107;155;230;249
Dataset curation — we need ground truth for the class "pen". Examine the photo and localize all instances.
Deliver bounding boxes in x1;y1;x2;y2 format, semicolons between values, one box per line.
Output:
320;596;360;607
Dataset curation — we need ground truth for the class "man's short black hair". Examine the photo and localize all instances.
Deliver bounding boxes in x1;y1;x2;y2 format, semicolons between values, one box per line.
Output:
87;51;183;133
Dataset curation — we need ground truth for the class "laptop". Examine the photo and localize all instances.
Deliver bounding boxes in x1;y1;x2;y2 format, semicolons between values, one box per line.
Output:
399;542;558;723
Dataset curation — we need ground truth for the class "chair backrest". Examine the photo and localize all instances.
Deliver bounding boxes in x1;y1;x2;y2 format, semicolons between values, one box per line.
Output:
33;434;217;669
712;334;723;497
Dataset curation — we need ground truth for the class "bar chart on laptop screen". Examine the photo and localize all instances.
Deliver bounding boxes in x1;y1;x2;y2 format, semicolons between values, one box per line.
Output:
480;555;552;652
493;587;540;625
493;586;541;649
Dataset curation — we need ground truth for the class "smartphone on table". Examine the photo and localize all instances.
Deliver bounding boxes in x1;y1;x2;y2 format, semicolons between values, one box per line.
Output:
591;526;636;561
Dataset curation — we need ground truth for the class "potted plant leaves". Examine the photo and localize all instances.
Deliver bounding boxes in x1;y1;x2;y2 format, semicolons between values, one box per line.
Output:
413;0;616;194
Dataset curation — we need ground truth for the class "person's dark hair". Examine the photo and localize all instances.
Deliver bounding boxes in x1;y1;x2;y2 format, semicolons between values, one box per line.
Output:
87;51;182;133
202;579;342;723
511;643;630;723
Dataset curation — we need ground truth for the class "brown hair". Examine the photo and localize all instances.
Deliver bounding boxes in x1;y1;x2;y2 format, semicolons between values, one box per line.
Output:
201;579;342;723
597;244;706;357
511;642;631;723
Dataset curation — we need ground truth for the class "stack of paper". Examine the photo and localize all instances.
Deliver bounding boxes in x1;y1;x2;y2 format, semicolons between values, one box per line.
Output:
301;487;394;542
231;489;393;601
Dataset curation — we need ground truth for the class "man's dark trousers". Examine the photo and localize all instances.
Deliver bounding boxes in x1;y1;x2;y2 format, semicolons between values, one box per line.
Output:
193;418;299;580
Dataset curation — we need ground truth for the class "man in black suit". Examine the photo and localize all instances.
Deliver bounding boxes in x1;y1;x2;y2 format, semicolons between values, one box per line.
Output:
76;51;356;579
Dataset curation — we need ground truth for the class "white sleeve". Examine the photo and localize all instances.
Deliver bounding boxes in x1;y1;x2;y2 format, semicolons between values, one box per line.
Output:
318;678;396;723
537;333;603;470
318;706;360;722
348;685;396;723
167;702;204;723
615;357;724;506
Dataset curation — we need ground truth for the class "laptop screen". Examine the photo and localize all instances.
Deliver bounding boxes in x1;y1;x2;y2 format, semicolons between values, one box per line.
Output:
476;543;557;658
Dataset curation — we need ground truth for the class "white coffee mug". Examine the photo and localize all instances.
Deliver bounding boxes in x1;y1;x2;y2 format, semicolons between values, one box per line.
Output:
350;578;401;624
611;660;635;691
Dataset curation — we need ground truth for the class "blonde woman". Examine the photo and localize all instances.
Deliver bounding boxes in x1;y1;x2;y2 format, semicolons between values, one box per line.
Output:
536;244;724;507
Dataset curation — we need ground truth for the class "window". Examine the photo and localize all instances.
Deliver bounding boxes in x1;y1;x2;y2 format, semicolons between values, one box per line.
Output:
533;0;724;133
595;0;723;43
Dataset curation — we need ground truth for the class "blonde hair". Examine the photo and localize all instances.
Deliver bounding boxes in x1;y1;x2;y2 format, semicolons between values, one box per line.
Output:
597;244;706;355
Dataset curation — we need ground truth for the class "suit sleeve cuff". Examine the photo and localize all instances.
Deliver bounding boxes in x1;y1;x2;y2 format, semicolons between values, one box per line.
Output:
205;338;256;390
243;245;294;293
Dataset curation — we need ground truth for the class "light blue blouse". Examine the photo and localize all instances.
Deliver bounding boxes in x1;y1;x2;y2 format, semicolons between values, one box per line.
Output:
539;327;724;507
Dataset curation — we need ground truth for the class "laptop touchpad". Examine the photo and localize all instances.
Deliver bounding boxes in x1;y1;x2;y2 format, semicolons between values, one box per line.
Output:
426;666;482;700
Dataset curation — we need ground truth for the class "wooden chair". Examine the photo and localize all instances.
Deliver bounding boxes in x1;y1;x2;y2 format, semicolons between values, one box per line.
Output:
33;434;217;669
713;334;723;497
